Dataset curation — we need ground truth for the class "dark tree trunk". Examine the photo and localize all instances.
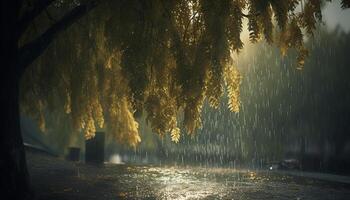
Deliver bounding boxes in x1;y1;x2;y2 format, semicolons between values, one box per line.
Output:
0;1;96;198
0;73;32;200
1;1;33;199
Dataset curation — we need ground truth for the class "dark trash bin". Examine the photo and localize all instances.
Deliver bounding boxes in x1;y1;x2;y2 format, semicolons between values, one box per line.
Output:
85;132;105;164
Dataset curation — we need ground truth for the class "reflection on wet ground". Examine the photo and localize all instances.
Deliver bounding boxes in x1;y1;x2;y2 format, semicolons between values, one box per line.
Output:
99;164;350;200
28;152;350;200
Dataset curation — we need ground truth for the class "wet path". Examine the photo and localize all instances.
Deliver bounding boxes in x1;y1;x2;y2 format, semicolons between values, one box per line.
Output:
27;152;350;200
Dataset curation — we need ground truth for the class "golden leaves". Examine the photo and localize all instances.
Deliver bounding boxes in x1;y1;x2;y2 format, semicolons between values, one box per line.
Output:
171;127;181;143
108;97;141;148
279;17;309;69
84;117;96;140
104;51;141;147
206;69;223;109
20;0;326;148
296;47;309;70
145;90;179;137
224;65;241;113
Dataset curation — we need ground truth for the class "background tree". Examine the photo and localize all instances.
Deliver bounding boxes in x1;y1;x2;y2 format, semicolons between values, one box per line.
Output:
1;0;349;199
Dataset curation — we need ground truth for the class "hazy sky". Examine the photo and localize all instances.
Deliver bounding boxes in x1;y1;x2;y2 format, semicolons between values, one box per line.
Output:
323;2;350;32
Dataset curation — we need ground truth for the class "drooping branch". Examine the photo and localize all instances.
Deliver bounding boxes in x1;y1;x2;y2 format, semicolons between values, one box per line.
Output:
18;1;97;73
241;11;260;18
341;0;350;8
18;0;56;38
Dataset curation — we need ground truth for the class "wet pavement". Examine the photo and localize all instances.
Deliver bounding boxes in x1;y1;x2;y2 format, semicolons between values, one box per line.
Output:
27;152;350;200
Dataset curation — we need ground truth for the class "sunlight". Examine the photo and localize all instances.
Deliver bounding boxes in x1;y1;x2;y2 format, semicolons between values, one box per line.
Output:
109;154;124;164
143;167;226;200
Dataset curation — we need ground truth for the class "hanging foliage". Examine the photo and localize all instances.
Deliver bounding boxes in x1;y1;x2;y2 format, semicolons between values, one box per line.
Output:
20;0;338;146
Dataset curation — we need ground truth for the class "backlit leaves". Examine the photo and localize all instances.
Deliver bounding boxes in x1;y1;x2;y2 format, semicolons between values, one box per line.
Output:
20;0;331;147
224;65;241;113
301;0;322;35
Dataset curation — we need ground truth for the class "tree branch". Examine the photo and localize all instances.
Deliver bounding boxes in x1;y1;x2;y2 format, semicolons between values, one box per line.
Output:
18;1;97;72
241;11;260;18
18;0;56;38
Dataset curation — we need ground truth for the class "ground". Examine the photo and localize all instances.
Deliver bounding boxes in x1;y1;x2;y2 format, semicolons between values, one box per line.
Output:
27;150;350;200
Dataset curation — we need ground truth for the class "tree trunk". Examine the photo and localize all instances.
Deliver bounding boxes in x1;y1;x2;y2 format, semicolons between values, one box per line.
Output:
0;74;32;200
1;0;98;198
1;1;33;199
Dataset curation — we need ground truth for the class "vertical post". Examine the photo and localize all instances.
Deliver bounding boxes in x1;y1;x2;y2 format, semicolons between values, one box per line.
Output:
300;136;306;170
85;132;105;164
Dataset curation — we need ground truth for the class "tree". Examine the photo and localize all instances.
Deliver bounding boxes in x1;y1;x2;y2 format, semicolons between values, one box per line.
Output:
1;0;349;199
1;1;96;199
